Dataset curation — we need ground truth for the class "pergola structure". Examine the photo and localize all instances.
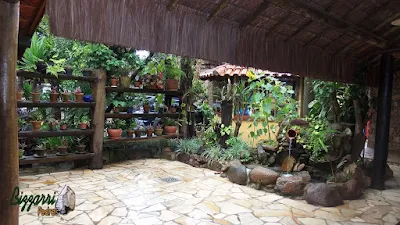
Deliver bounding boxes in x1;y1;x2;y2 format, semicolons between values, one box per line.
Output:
1;0;400;224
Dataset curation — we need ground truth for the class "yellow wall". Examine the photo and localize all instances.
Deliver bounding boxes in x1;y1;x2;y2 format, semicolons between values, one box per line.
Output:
233;120;278;148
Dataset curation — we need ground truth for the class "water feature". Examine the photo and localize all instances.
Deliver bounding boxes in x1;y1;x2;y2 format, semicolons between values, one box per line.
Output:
282;129;297;177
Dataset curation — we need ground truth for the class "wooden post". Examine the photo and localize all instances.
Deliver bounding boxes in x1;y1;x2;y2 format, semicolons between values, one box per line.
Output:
220;100;233;148
302;77;314;117
90;70;106;169
297;77;304;117
0;1;19;224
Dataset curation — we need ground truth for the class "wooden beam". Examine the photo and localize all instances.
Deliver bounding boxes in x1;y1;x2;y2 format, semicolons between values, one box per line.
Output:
266;0;388;48
0;1;19;225
166;0;179;11
208;0;229;22
240;1;270;29
28;0;46;35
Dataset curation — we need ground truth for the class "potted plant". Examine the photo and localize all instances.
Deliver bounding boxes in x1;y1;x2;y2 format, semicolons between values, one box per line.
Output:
30;110;43;131
135;126;144;138
106;119;126;140
18;33;48;73
146;125;154;137
154;124;163;136
60;119;68;130
163;118;177;135
74;87;84;102
143;100;150;113
119;60;134;88
49;87;59;103
113;100;127;113
126;120;136;138
170;106;177;113
76;137;86;154
34;142;46;158
47;117;59;131
57;137;69;156
79;116;90;130
165;63;184;91
62;91;71;102
18;118;25;131
19;141;27;159
22;81;33;101
31;86;41;103
17;88;24;101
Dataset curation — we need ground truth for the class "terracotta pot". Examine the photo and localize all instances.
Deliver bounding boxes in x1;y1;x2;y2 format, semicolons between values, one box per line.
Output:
166;79;179;91
154;128;163;136
31;121;42;131
170;107;177;113
62;93;71;102
31;92;40;103
126;130;135;137
79;123;88;130
143;104;150;113
34;148;46;157
107;128;122;139
114;107;121;113
17;91;23;101
49;123;57;131
57;146;68;155
134;130;141;138
134;81;141;88
147;129;153;137
120;76;131;88
75;93;84;102
60;124;68;130
164;126;177;135
76;145;86;153
49;93;59;103
110;78;118;87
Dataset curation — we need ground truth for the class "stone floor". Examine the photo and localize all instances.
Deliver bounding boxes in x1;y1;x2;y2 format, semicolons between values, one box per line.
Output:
19;159;400;225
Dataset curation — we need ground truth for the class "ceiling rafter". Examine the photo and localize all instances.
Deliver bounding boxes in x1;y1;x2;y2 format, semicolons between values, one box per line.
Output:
240;1;270;29
265;12;291;38
265;0;388;48
207;0;229;22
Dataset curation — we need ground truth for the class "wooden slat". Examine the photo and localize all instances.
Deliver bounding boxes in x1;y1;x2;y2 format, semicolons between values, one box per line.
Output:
105;87;183;96
19;129;94;138
207;0;229;21
17;71;97;82
19;153;94;165
103;134;179;143
105;113;180;119
166;0;179;11
18;101;95;108
240;1;270;29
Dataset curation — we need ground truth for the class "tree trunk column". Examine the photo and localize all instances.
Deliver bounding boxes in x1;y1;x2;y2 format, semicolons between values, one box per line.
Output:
0;1;20;224
372;53;394;190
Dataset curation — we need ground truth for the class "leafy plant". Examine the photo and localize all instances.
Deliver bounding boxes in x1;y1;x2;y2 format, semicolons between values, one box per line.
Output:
163;118;177;126
176;138;203;155
30;110;44;121
201;145;223;162
112;100;126;107
105;119;126;129
80;116;90;124
46;58;66;77
222;136;252;162
22;80;33;98
128;120;137;130
18;33;49;72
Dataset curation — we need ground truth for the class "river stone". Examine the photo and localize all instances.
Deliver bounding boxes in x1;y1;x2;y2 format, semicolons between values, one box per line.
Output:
305;183;344;207
292;171;311;183
227;161;248;185
339;179;363;200
249;167;279;185
275;176;307;196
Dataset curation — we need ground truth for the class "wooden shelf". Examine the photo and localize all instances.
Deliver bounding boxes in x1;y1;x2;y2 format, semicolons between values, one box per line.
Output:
19;153;94;165
19;129;94;138
105;112;179;119
18;101;95;108
17;71;96;82
104;134;179;143
105;87;182;96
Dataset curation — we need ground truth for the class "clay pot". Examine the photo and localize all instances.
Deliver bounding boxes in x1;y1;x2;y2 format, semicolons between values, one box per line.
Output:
49;93;59;102
114;107;121;113
79;123;88;130
134;81;141;88
107;128;122;139
76;145;86;153
120;75;131;88
34;148;46;157
126;130;135;138
60;124;68;130
143;104;150;113
75;93;84;102
17;91;23;101
166;79;179;91
170;107;177;113
62;93;71;102
164;126;177;135
154;128;163;136
31;121;42;131
146;129;153;137
57;146;68;155
110;78;118;87
134;130;141;138
49;123;57;131
31;92;40;103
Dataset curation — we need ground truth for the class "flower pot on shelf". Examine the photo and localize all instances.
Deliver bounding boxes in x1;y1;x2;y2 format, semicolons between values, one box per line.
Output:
17;91;23;101
166;79;179;91
126;130;135;138
170;107;177;113
75;93;84;102
36;62;46;73
154;128;163;136
49;122;57;131
127;107;134;114
110;78;118;87
134;130;141;138
19;149;25;159
64;66;73;76
114;107;121;113
79;123;88;130
31;121;42;131
164;126;177;135
134;81;141;88
76;145;86;154
57;146;68;156
107;128;122;139
83;95;92;102
49;93;59;103
34;148;46;158
143;104;150;113
31;92;40;103
62;93;71;102
120;76;131;88
146;129;153;137
60;124;68;130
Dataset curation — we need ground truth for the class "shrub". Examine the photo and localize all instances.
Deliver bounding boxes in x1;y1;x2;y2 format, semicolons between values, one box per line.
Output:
176;138;203;155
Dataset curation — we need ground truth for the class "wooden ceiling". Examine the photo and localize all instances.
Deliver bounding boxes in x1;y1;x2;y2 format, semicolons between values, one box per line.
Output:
19;0;46;37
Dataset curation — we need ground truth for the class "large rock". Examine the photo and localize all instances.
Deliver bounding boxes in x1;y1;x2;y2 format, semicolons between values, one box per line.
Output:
305;183;344;207
226;161;248;185
339;179;363;200
275;176;307;196
257;144;268;164
292;171;311;183
249;167;280;185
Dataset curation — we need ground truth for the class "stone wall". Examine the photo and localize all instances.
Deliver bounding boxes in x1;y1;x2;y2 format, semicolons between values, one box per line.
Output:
367;72;400;155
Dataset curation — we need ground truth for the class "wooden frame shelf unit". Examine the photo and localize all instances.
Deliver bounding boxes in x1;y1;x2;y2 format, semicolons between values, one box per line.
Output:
105;86;183;96
18;129;95;138
17;71;97;82
19;153;95;165
104;134;179;143
105;112;179;119
18;101;95;108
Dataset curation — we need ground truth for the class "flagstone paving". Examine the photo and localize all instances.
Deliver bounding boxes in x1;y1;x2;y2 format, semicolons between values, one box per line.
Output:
19;159;400;225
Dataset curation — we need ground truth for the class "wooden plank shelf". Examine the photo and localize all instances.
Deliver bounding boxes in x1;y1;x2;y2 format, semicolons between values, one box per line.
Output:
105;87;183;96
18;101;95;108
103;134;179;143
105;112;179;119
19;129;94;138
19;153;94;165
17;71;96;82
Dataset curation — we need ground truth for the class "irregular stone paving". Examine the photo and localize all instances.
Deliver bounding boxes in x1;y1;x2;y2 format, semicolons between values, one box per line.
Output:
19;159;400;225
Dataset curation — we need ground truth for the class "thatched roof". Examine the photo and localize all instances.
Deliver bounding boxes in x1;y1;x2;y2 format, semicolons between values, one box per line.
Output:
47;0;400;86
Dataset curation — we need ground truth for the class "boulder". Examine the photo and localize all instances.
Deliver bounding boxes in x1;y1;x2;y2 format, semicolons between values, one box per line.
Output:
257;144;268;164
339;179;363;200
305;183;344;207
292;171;311;183
281;155;296;172
249;167;280;185
227;161;248;185
275;176;307;196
